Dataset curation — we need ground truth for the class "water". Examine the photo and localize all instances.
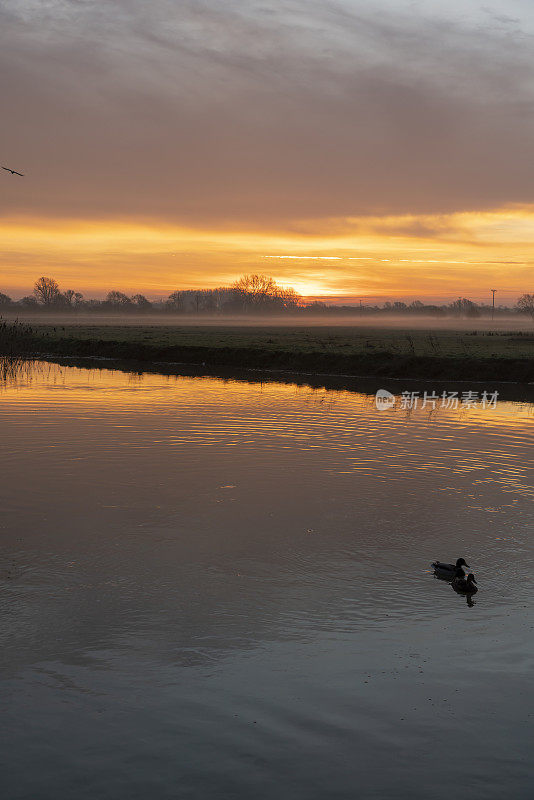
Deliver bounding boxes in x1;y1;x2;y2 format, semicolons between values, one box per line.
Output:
1;361;533;799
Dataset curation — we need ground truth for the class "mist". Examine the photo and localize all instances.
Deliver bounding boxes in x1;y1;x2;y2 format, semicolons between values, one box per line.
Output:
3;311;533;333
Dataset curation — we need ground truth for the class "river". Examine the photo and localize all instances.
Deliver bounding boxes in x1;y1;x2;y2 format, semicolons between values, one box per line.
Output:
1;360;533;799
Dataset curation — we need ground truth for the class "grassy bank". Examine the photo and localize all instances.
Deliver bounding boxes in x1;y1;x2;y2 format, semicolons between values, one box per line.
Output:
1;321;533;382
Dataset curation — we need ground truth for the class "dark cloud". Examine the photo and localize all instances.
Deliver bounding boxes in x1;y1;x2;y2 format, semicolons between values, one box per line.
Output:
1;0;534;224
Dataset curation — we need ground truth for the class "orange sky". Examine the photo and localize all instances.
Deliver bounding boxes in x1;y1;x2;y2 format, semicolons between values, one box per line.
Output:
1;207;533;303
1;1;534;303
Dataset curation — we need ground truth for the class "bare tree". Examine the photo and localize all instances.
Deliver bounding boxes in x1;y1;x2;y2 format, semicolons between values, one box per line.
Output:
19;295;39;308
63;289;84;308
450;298;480;317
106;291;132;309
277;287;302;310
232;274;279;310
166;291;185;312
131;294;152;310
517;294;534;317
34;276;60;306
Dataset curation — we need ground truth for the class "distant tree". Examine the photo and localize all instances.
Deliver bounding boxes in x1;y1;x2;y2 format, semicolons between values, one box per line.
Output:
0;292;13;308
34;276;61;306
231;274;304;313
167;289;221;314
232;274;278;310
200;290;218;313
131;294;152;311
106;291;132;310
465;300;480;318
167;290;185;312
218;287;245;313
383;301;408;313
81;299;104;311
277;287;302;310
425;305;446;316
450;298;480;317
211;287;237;313
19;295;39;308
517;294;534;317
63;289;84;308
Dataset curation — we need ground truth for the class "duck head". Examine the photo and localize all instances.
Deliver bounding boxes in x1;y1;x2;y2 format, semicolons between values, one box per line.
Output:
456;558;470;568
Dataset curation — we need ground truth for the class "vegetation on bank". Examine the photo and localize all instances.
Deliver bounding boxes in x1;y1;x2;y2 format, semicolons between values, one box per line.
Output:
2;275;534;318
1;320;533;382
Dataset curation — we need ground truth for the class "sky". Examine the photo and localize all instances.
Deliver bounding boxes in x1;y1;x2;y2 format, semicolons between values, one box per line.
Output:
1;0;534;303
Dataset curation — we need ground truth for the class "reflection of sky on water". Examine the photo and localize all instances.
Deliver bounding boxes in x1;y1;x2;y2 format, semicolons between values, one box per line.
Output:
2;361;532;499
1;360;534;800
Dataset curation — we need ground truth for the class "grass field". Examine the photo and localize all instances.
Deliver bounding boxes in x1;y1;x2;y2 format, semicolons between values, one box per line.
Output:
1;321;533;382
23;322;534;357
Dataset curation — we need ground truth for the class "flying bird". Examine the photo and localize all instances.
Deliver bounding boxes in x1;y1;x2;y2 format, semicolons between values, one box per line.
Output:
2;166;24;176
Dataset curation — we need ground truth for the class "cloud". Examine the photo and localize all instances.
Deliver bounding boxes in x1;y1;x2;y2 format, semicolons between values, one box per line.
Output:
1;205;532;300
1;1;534;226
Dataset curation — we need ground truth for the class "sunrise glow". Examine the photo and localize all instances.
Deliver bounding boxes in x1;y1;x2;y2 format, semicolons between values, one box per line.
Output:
1;207;533;302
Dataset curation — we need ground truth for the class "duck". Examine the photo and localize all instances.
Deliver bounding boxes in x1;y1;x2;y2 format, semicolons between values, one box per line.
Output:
431;558;469;579
452;573;478;594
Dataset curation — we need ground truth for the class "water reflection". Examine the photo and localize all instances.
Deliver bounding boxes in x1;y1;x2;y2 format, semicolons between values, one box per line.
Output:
1;359;534;800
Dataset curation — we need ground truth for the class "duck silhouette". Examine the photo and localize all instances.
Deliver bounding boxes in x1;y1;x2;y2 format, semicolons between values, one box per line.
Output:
452;573;478;594
431;558;469;581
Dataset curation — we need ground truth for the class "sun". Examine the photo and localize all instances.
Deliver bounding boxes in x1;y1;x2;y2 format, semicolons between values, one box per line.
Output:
276;278;340;298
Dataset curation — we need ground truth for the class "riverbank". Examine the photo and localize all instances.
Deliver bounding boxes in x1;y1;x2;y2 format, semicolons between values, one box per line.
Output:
1;321;533;383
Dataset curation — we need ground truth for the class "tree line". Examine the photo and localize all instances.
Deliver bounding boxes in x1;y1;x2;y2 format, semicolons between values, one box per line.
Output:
0;275;533;317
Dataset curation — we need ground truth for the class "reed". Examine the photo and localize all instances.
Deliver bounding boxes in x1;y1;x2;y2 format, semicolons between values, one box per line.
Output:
0;355;25;382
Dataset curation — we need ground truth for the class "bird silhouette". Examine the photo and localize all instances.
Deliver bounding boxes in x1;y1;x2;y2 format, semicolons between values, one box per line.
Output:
2;166;24;176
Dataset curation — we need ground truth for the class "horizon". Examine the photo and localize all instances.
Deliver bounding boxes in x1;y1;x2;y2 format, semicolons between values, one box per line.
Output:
1;273;526;308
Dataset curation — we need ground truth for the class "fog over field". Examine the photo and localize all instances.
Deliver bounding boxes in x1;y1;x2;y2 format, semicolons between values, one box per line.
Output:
3;312;533;333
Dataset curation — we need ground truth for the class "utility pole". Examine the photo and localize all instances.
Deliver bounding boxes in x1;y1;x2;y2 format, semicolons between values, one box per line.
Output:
490;288;497;320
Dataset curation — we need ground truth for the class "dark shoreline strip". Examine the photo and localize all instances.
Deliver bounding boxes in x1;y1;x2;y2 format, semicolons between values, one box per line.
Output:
2;330;533;400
